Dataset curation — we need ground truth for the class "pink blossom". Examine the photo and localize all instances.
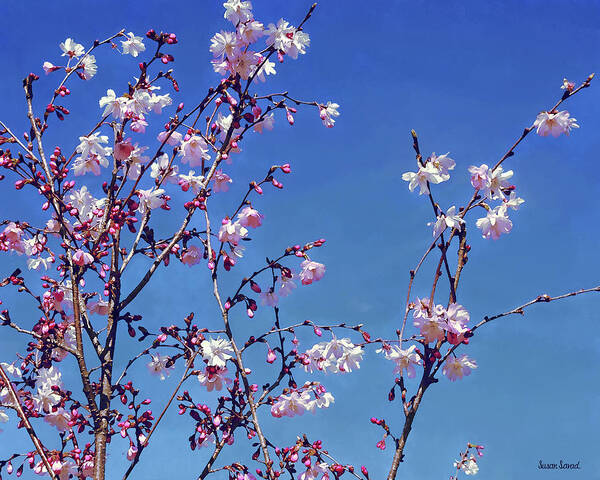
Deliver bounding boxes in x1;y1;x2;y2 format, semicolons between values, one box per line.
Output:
127;444;138;461
270;390;311;418
476;205;512;240
157;130;183;146
1;222;25;254
319;102;340;128
114;140;135;161
218;219;248;245
413;313;445;343
130;115;148;133
443;354;477;381
212;170;233;192
443;303;470;335
238;206;264;228
260;290;279;307
197;366;231;392
377;344;420;378
147;354;174;380
73;249;94;266
180;135;210;167
534;110;578;137
181;245;202;266
468;164;491;191
299;260;325;285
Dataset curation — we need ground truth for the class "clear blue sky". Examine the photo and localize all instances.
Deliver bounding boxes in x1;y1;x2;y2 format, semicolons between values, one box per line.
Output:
1;1;599;479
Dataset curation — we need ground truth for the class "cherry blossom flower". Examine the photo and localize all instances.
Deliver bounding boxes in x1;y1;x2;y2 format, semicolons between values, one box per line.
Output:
377;344;421;378
33;366;63;412
561;78;575;92
43;61;60;74
231;50;261;80
180;135;211;167
150;153;179;184
266;19;295;51
127;444;138;462
137;188;165;215
0;363;22;380
114;140;135;162
468;164;491;191
443;303;470;335
147;353;174;380
121;32;146;57
443;354;477;381
88;298;110;316
99;89;126;119
260;289;278;307
179;170;205;194
149;92;172;114
454;456;479;475
27;256;54;271
181;245;203;266
321;337;363;373
287;30;310;59
430;205;464;237
252;58;276;83
1;222;25;254
299;462;330;480
303;338;363;374
201;337;234;368
428;152;455;176
210;30;240;59
212;170;233;192
223;0;253;25
476;205;512;240
504;191;525;210
215;112;243;142
73;249;94;266
254;112;275;132
197;366;232;392
308;387;335;412
238;206;264;228
270;390;312;418
486;166;513;200
239;20;264;44
319;102;340;128
80;54;97;79
60;38;85;58
74;133;111;176
157;130;183;146
413;313;445;343
52;325;77;361
218;219;248;245
402;162;448;195
278;272;296;297
44;407;72;432
534;110;578;137
123;144;149;180
299;260;326;285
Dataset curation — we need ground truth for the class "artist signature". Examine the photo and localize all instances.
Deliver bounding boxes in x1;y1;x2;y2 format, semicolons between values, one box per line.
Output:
538;460;581;470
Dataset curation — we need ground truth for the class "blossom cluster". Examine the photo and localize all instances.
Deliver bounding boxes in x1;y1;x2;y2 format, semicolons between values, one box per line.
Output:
301;337;363;374
271;383;334;418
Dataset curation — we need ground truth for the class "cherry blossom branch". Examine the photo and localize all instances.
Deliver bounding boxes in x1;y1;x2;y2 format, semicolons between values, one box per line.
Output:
203;206;275;479
122;351;199;480
431;285;600;377
196;439;226;479
0;364;58;480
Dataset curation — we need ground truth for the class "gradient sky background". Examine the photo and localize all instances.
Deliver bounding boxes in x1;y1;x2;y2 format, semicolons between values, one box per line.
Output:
1;1;599;479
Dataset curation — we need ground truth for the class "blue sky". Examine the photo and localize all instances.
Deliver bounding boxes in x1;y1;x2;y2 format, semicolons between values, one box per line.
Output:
1;1;599;479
